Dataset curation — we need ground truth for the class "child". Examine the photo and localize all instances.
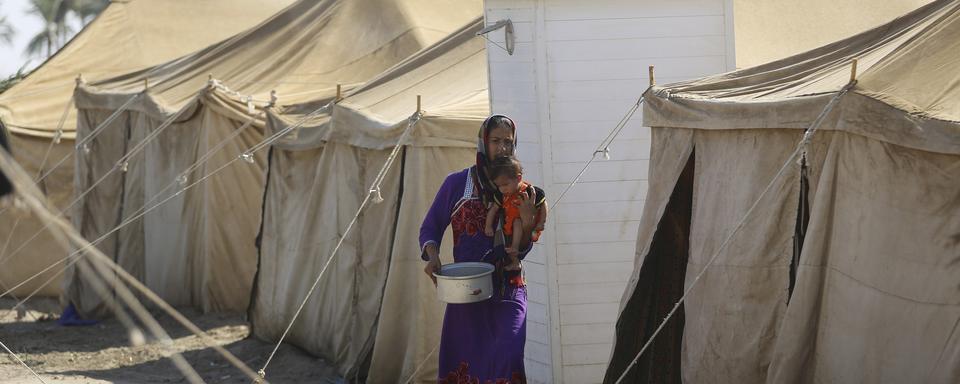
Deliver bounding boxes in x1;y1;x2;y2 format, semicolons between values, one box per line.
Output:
484;156;548;271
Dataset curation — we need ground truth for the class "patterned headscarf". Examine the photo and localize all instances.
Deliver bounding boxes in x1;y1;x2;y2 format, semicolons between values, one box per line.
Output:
474;114;517;204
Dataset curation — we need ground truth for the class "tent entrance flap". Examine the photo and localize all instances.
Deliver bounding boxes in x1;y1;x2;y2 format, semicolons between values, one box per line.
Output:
604;151;694;384
789;157;810;301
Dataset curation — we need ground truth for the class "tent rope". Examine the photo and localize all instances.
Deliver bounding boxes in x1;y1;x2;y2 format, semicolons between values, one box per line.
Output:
0;145;210;384
0;97;333;384
0;93;136;221
37;93;141;186
392;89;651;383
478;34;511;55
0;113;335;382
4;111;262;314
0;97;329;302
112;97;199;171
0;95;74;247
550;90;647;209
0;337;48;384
613;81;856;384
0;95;77;322
256;111;423;382
0;95;195;269
0;92;141;267
402;342;440;384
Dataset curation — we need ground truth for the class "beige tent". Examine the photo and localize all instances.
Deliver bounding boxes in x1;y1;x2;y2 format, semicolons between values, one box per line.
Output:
606;0;960;383
67;0;479;317
0;0;294;299
251;19;487;381
733;0;935;68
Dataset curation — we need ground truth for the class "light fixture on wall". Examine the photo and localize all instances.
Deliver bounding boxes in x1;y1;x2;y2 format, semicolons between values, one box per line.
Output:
477;19;515;55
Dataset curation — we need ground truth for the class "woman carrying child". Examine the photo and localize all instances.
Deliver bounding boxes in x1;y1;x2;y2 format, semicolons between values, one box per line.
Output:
420;115;543;383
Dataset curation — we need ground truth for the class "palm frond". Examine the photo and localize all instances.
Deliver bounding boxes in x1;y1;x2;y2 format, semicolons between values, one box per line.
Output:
0;15;14;46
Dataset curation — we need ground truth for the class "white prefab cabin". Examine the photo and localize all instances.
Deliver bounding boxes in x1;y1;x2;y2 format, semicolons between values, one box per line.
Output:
484;1;735;382
482;0;931;382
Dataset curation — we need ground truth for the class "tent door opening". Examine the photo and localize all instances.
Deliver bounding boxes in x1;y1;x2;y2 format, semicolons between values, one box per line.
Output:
603;151;695;384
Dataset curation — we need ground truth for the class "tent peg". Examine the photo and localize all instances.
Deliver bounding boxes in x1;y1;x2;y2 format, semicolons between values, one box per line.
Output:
336;84;342;102
849;59;858;83
649;65;655;87
417;95;422;113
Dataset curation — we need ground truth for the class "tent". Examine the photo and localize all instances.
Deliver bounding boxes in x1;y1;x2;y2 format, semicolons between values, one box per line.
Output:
251;18;487;381
66;0;479;317
0;0;295;299
606;0;960;383
733;0;935;68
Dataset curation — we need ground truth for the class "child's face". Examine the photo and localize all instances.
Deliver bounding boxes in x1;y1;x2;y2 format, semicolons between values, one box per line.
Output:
493;174;521;195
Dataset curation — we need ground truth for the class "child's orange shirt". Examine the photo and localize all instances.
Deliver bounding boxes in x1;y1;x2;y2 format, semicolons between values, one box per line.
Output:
500;181;545;241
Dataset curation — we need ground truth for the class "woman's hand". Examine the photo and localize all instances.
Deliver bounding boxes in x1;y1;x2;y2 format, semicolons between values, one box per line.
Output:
423;242;441;286
516;189;537;249
517;188;537;233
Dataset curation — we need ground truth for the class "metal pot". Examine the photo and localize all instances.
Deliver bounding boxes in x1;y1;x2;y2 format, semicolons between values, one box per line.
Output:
433;262;495;304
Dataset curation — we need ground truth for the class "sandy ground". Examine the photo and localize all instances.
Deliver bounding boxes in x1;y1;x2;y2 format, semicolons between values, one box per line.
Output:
0;298;343;384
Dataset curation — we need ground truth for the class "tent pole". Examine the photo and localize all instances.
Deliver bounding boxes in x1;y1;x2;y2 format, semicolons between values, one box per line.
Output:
649;65;655;86
850;59;859;83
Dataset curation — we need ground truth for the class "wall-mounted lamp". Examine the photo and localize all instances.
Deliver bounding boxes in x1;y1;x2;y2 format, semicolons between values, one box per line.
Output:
477;19;515;55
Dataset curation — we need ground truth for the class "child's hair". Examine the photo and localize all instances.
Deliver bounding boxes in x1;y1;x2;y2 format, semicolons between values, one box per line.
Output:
488;156;522;180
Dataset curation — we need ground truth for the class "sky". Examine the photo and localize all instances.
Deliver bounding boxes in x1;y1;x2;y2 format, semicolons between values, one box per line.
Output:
0;0;83;78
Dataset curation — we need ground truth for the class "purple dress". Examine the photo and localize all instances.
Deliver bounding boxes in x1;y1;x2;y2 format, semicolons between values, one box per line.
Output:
420;167;528;383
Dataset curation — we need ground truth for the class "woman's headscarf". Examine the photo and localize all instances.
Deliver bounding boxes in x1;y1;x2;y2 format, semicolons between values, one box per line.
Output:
474;114;517;204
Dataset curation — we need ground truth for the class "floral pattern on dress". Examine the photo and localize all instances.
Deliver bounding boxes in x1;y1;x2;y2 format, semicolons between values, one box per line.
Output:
450;199;488;246
440;362;526;384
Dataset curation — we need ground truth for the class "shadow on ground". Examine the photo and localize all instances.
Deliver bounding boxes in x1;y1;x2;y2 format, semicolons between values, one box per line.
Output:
0;298;342;383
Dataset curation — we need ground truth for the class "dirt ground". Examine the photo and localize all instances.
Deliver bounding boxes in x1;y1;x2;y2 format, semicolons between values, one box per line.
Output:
0;298;343;384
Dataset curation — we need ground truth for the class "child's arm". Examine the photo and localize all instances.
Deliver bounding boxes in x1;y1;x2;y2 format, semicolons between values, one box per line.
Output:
484;204;498;237
509;217;523;255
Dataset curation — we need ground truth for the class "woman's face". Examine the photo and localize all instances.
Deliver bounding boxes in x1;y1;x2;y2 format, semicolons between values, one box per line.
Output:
486;126;515;159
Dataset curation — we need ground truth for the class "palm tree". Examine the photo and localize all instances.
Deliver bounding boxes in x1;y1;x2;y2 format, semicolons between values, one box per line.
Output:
23;0;109;59
0;1;15;46
24;0;71;59
67;0;108;25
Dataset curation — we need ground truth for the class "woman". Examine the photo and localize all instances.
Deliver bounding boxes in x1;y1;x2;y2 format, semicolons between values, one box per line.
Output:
420;115;540;383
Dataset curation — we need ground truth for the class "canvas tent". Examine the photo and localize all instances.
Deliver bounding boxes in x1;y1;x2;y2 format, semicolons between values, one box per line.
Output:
66;0;479;318
733;0;935;68
251;19;487;381
605;0;960;383
0;0;294;299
